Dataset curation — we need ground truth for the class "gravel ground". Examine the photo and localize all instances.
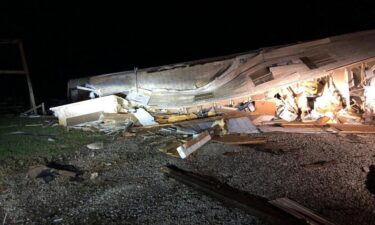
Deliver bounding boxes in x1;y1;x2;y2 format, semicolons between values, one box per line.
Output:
1;132;375;225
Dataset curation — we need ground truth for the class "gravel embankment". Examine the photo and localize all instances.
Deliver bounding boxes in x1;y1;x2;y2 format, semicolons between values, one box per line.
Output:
1;132;375;225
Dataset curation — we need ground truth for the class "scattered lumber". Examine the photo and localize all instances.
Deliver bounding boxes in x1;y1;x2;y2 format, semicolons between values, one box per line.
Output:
211;134;266;145
161;165;307;225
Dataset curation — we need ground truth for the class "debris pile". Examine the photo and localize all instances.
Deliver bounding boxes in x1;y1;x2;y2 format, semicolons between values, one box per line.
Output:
51;58;375;158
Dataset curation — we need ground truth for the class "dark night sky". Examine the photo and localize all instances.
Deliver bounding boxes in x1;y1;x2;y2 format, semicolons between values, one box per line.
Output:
1;1;375;105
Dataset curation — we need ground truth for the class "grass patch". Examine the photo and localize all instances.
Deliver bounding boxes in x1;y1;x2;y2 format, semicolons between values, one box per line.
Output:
0;116;109;161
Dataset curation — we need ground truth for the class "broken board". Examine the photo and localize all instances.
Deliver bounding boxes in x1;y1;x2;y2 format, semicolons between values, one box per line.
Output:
330;124;375;133
177;131;211;159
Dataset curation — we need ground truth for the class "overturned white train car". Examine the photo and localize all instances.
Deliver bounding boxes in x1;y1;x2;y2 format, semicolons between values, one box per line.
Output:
66;30;375;113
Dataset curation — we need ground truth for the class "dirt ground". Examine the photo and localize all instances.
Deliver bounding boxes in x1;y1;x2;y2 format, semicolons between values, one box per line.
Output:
1;131;375;225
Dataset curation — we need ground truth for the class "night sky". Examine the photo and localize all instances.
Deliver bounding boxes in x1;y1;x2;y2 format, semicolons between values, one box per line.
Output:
1;1;375;106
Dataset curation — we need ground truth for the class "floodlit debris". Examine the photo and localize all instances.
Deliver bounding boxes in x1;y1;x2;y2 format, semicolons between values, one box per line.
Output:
52;218;63;223
87;142;104;150
48;30;375;137
363;166;370;173
90;172;99;180
67;30;375;113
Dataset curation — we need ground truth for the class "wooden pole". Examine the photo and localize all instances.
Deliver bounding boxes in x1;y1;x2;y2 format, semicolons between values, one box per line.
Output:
18;41;37;114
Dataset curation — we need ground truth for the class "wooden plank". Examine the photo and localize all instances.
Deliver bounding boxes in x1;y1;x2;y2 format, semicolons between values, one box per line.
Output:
330;124;375;133
211;135;266;145
280;122;327;128
176;131;211;158
269;198;336;225
258;126;326;133
159;140;182;158
161;165;306;225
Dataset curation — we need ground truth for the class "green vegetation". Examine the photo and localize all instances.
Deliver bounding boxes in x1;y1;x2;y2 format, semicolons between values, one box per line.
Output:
0;116;108;161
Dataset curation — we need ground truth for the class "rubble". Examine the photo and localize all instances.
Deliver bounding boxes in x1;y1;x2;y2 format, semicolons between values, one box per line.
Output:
86;142;104;150
47;30;375;161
